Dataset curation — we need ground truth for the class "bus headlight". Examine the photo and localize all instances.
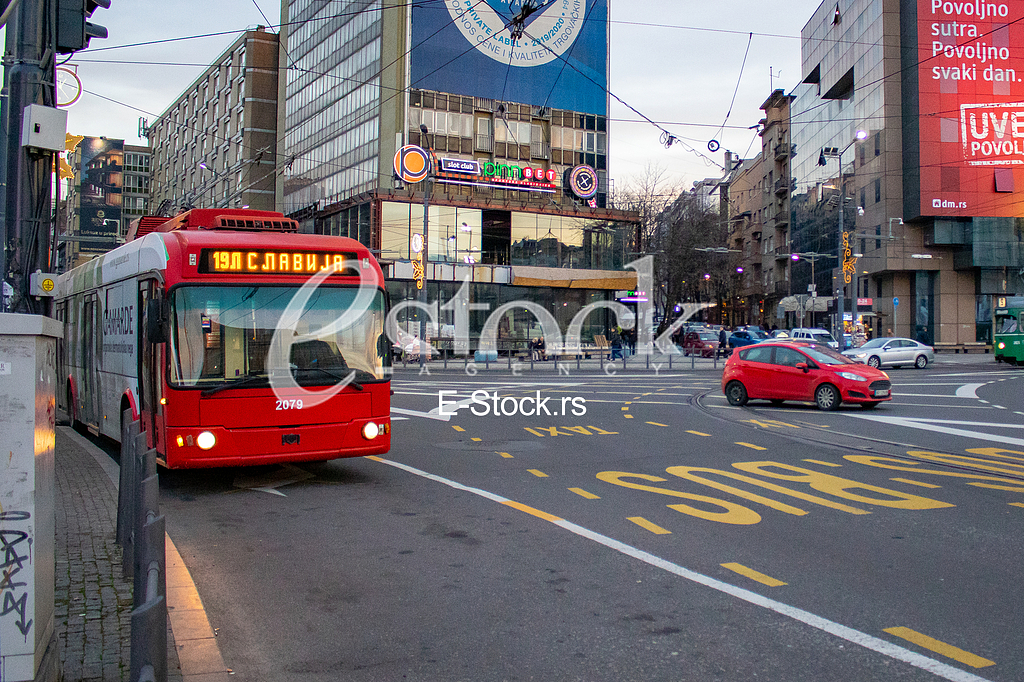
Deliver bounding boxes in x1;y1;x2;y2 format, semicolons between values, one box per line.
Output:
362;422;380;440
196;431;217;450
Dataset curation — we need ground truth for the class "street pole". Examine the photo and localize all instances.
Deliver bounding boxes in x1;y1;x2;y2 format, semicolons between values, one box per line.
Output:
2;0;56;314
419;125;431;369
837;147;846;352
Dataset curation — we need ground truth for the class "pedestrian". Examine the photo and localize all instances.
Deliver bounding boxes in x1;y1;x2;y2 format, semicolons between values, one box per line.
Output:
886;327;893;338
718;327;728;357
610;328;623;360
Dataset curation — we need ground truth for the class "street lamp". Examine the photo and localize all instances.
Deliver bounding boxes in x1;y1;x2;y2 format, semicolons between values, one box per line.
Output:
820;130;868;351
418;124;433;369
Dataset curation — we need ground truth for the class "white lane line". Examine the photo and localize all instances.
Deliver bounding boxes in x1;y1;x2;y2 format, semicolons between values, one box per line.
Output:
369;456;994;682
390;406;452;421
849;415;1024;447
954;383;986;398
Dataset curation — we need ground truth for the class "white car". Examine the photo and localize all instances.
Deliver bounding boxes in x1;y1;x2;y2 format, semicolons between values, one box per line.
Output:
842;337;934;369
789;327;839;349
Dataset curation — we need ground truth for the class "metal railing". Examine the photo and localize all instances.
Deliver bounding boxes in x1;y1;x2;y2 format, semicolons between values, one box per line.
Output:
117;412;167;682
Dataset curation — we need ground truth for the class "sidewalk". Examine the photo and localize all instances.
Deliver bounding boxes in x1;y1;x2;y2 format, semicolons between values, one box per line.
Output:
53;426;237;682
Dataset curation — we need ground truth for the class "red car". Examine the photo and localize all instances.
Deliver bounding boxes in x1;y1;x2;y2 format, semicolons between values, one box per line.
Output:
721;341;892;410
682;330;720;357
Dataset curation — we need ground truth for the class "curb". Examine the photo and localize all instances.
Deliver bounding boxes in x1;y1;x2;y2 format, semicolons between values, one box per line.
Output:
62;426;231;681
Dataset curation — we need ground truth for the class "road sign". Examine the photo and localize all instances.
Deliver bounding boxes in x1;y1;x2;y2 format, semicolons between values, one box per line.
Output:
893;297;899;307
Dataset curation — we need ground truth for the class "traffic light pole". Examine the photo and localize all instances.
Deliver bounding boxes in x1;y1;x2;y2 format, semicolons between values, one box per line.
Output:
1;0;57;314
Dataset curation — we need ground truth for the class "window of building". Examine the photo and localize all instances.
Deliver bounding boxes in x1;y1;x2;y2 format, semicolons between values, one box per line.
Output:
874;177;881;203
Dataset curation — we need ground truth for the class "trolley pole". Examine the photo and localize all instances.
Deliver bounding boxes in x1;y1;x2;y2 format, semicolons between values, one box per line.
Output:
418;125;432;370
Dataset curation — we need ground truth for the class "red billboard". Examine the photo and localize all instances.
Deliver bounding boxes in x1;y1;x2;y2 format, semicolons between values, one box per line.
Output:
917;0;1024;217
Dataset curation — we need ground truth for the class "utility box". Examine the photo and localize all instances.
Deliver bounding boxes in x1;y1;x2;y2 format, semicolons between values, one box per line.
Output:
20;104;68;152
0;313;63;681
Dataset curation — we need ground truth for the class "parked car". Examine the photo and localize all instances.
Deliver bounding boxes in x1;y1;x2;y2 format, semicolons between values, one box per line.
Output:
842;337;934;369
769;329;791;339
728;329;769;349
789;327;839;349
722;341;893;410
682;330;720;357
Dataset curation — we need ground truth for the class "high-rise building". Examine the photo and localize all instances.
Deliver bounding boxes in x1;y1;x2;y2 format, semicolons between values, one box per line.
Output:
59;137;150;270
278;0;640;341
147;27;282;214
790;0;1024;345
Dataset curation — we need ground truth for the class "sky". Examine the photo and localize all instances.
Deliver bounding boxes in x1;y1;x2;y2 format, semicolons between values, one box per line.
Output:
3;0;827;193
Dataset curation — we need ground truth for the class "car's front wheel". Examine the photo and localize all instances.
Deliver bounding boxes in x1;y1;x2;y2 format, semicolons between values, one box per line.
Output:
867;355;881;368
915;354;928;369
725;381;748;406
815;383;841;411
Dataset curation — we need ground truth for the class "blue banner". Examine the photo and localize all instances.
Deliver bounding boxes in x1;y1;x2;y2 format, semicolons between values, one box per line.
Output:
411;0;608;116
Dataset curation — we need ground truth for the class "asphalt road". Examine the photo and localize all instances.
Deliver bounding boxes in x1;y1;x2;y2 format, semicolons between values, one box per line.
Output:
158;358;1024;682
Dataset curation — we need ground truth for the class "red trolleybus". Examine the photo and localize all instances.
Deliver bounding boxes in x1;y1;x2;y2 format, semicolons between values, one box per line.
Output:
55;209;391;468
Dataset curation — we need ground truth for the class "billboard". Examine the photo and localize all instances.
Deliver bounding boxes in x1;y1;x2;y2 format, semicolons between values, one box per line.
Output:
78;137;123;251
411;0;608;116
916;0;1024;217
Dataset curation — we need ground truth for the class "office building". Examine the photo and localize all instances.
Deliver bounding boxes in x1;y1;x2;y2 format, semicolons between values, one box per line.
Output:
278;0;640;342
790;0;1024;345
147;27;282;214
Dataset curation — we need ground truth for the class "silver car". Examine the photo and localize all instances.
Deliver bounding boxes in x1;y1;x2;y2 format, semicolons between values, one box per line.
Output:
842;337;934;369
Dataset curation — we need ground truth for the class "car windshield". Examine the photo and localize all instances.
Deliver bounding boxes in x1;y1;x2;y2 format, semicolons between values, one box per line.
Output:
753;331;771;339
169;285;389;388
699;332;717;340
802;344;857;365
812;332;836;344
858;338;887;348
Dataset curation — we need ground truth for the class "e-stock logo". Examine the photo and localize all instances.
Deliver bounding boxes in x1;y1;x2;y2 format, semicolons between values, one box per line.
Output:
446;0;587;67
438;390;587;417
265;256;715;405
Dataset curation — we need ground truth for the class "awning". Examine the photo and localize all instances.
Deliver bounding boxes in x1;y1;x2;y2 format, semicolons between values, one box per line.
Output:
511;266;637;290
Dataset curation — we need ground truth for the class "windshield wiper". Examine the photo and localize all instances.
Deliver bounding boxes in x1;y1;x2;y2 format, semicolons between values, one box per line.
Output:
201;373;270;397
294;366;364;391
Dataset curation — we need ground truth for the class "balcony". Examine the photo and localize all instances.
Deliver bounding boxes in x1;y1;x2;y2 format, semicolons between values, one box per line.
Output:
774;142;795;161
774;281;790;296
774;177;790;196
775;245;791;259
774;207;790;229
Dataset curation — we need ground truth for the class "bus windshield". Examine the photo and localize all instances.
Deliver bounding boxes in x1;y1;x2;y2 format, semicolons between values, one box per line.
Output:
996;314;1019;334
169;285;389;388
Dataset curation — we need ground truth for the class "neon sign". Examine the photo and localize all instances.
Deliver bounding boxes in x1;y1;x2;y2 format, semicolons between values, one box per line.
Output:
436;157;557;193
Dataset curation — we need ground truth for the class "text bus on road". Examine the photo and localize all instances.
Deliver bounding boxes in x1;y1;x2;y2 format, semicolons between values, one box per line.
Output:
56;208;392;468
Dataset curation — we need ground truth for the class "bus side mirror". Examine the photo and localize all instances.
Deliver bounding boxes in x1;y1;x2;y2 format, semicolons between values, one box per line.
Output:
146;298;168;343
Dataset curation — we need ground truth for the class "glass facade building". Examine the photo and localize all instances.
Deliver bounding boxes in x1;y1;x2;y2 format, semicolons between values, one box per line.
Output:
788;0;1018;346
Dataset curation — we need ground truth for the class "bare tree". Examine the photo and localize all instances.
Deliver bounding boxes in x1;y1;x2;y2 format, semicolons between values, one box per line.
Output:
615;163;682;257
653;189;729;326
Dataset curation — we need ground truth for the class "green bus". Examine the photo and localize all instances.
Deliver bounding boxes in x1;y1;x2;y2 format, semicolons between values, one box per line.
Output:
994;296;1024;364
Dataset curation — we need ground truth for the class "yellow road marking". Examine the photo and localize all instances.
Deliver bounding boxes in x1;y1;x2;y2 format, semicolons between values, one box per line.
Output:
721;562;787;587
471;437;482;441
883;627;995;668
687;430;712;437
802;459;842;467
528;469;548;478
502;500;562;522
1010;502;1024;508
627;516;671;534
569;487;600;499
624;414;634;419
621;406;630;411
736;442;767;451
452;425;465;432
365;456;384;462
890;477;942;489
496;451;514;458
796;420;830;428
646;422;669;427
624;401;632;405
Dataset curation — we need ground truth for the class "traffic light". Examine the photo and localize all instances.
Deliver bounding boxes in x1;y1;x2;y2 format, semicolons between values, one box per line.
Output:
56;0;110;54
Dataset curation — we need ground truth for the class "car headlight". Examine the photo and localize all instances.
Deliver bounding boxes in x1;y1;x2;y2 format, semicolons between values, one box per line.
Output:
851;352;867;358
837;371;867;381
196;431;217;450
